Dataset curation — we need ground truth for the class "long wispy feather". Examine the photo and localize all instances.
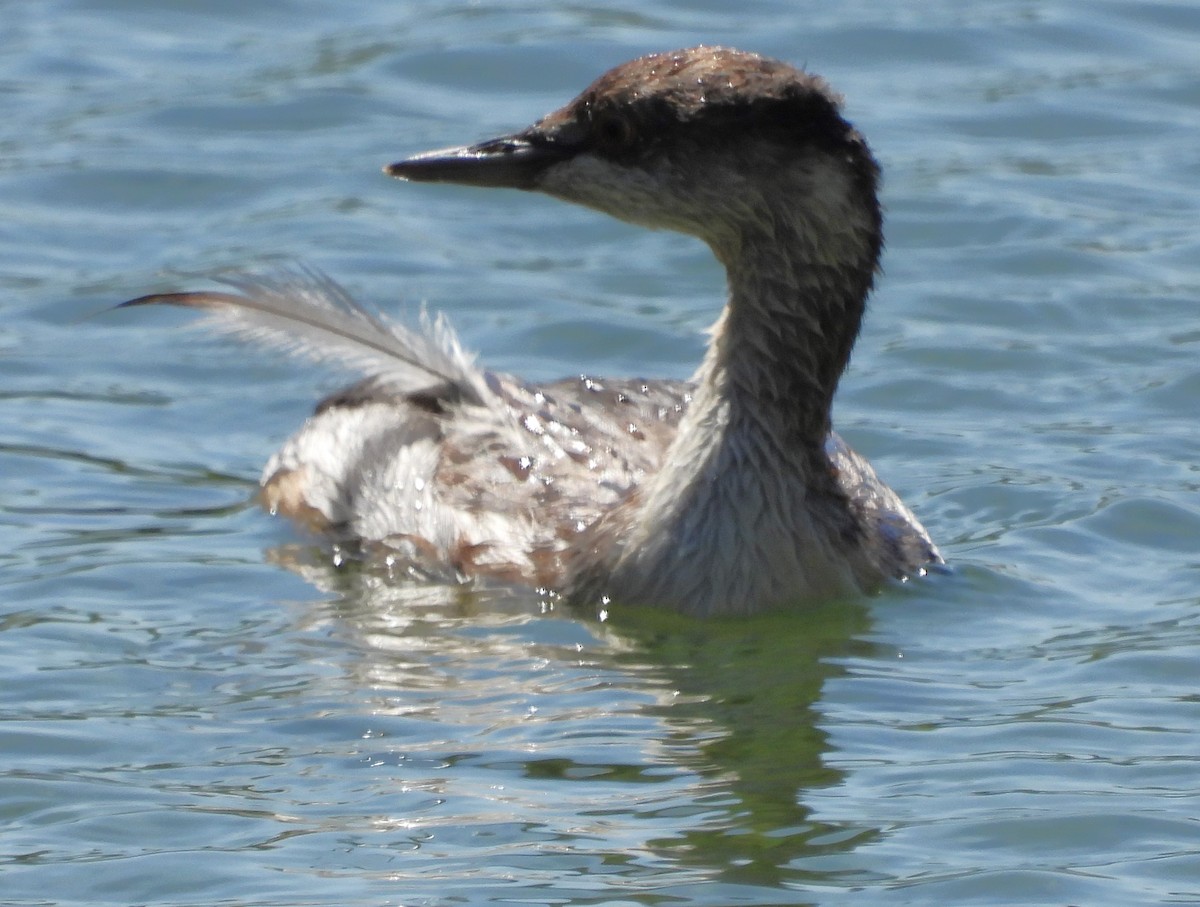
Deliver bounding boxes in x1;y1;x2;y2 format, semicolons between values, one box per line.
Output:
118;265;490;407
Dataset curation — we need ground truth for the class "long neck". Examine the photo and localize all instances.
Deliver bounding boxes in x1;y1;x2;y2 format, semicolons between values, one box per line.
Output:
567;194;882;613
708;248;869;447
689;195;879;460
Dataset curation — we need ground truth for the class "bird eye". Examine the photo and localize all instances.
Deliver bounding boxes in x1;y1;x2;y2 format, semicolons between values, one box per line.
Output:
592;108;637;153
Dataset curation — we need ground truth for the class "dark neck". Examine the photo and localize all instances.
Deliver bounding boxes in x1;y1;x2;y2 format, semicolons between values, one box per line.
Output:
701;218;876;450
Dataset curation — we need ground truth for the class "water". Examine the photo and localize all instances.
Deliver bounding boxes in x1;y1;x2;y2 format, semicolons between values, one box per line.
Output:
3;1;1199;904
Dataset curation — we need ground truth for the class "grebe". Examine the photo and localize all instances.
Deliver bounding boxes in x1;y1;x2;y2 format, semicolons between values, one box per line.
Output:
123;46;942;616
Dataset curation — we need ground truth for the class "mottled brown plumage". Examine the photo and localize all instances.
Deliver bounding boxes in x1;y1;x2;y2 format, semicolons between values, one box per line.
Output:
126;47;942;616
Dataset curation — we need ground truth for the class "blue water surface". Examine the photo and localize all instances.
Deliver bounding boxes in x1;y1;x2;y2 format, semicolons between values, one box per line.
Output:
2;1;1199;905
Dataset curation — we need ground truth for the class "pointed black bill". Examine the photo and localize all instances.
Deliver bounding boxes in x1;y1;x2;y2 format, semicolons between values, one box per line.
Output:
385;134;573;191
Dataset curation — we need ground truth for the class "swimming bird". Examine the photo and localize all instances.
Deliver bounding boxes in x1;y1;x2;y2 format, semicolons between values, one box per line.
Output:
123;46;942;616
